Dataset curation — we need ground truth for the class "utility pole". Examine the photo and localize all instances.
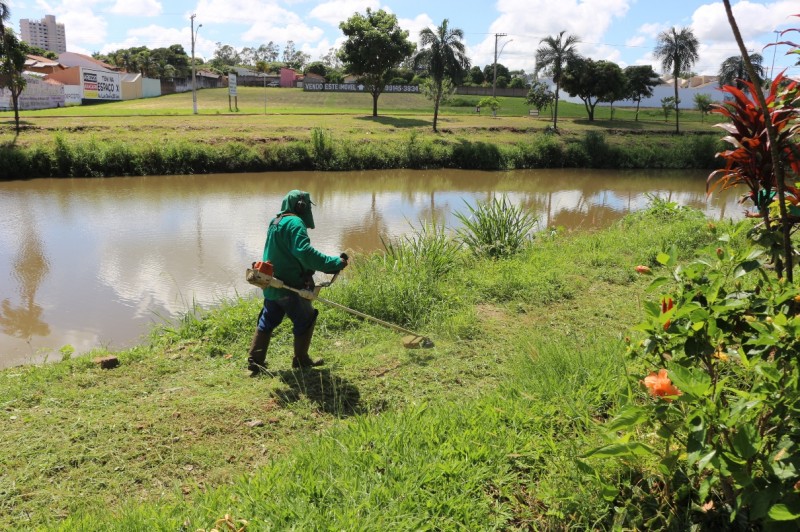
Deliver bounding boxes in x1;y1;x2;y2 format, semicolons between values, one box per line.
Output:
492;33;508;98
191;14;201;115
493;33;506;98
769;29;781;80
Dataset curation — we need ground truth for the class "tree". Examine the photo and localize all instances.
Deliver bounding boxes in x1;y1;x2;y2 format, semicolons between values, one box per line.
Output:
136;50;155;77
0;0;9;61
256;60;269;114
1;30;28;133
305;61;328;77
0;1;8;45
525;80;554;116
718;53;765;90
624;65;661;121
660;96;676;122
477;96;500;116
282;40;310;71
255;42;279;63
693;93;712;121
338;8;415;117
535;31;580;130
654;27;699;133
509;77;526;89
482;63;509;85
560;57;625;121
210;42;240;71
414;19;469;132
321;47;341;69
468;66;485;85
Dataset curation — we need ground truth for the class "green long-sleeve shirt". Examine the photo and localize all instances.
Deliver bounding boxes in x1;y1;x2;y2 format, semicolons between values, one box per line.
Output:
262;214;343;300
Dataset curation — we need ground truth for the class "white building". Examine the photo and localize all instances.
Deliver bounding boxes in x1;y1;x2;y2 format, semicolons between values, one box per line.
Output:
20;14;67;54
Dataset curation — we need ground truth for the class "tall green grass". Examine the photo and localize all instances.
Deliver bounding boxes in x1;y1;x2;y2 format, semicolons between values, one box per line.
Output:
0;129;723;179
3;200;733;529
455;195;538;259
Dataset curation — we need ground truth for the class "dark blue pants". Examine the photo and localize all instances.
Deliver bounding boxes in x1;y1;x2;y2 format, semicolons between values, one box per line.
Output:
257;292;316;335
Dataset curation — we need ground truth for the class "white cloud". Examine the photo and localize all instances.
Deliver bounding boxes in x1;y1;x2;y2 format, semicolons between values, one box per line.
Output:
688;1;798;75
468;0;633;72
309;0;379;26
194;0;294;25
109;0;163;17
690;1;798;42
626;35;645;47
242;21;326;45
33;0;108;49
399;13;434;46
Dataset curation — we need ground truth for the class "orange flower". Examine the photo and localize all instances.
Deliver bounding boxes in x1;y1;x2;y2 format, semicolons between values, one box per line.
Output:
643;369;681;400
635;265;652;274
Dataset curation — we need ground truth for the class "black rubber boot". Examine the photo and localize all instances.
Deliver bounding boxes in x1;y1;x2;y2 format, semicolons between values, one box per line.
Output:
292;317;323;368
247;329;271;376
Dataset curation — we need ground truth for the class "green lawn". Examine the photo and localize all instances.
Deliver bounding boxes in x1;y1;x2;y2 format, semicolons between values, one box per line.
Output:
1;201;733;529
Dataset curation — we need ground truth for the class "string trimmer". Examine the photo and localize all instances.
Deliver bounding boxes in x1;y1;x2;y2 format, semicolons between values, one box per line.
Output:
246;261;434;348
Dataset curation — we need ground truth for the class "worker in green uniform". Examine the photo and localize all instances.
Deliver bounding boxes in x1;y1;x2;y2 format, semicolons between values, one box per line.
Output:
247;190;348;375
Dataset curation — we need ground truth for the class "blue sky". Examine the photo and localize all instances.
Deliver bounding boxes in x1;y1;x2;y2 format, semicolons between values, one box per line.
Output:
8;0;800;77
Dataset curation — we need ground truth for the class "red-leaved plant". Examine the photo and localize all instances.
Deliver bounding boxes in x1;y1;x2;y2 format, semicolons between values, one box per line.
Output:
707;73;800;275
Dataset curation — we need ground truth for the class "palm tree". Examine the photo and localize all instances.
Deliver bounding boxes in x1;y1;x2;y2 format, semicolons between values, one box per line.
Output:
535;31;580;130
718;53;765;90
654;27;699;134
1;1;10;56
414;19;470;132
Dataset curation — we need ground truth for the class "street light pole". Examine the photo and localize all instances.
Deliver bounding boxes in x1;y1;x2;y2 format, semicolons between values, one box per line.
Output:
492;33;507;98
191;14;202;115
493;34;512;98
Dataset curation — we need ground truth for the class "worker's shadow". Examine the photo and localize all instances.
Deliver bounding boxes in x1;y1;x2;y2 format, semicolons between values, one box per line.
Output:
274;368;362;418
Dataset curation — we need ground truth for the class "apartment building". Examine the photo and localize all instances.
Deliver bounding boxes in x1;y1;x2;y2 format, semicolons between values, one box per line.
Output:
20;14;67;54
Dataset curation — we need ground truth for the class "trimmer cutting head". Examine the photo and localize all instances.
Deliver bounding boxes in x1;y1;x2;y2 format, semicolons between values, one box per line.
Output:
402;335;434;349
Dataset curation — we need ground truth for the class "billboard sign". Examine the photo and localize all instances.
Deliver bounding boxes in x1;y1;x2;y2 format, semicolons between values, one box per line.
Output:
82;68;121;100
228;73;237;96
304;83;419;93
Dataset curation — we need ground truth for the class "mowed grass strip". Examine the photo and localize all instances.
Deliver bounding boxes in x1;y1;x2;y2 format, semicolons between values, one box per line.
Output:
0;87;724;147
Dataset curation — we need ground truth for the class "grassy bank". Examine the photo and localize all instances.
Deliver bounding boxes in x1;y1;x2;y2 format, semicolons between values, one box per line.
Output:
0;88;725;179
1;200;729;528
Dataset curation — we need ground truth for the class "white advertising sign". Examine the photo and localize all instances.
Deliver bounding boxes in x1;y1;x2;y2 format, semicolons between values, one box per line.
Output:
229;73;237;96
82;68;121;100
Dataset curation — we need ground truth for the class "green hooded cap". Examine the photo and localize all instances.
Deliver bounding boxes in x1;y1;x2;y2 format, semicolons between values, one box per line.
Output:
279;189;315;229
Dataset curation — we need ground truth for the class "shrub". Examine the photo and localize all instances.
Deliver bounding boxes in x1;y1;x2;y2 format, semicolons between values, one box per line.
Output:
587;232;800;528
454;195;537;259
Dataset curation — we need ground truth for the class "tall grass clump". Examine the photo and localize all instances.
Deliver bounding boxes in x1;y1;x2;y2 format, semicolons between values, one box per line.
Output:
310;127;334;169
334;221;465;330
455;195;537;259
381;219;462;277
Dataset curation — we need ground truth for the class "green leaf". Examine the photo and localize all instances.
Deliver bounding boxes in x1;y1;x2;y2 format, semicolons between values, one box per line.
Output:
646;276;670;291
605;405;648;432
656;251;671;266
734;260;761;279
583;441;654;459
668;364;711;398
733;423;761;460
697;449;717;471
601;483;619;502
768;503;800;521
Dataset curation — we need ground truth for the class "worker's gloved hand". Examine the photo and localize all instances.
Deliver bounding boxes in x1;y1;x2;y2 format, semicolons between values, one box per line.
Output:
339;252;349;269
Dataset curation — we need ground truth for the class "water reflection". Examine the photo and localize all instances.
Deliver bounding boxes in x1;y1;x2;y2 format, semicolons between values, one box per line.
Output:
1;203;50;341
0;168;742;368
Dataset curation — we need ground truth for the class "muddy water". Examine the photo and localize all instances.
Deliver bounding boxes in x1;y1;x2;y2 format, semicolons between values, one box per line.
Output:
0;168;739;368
